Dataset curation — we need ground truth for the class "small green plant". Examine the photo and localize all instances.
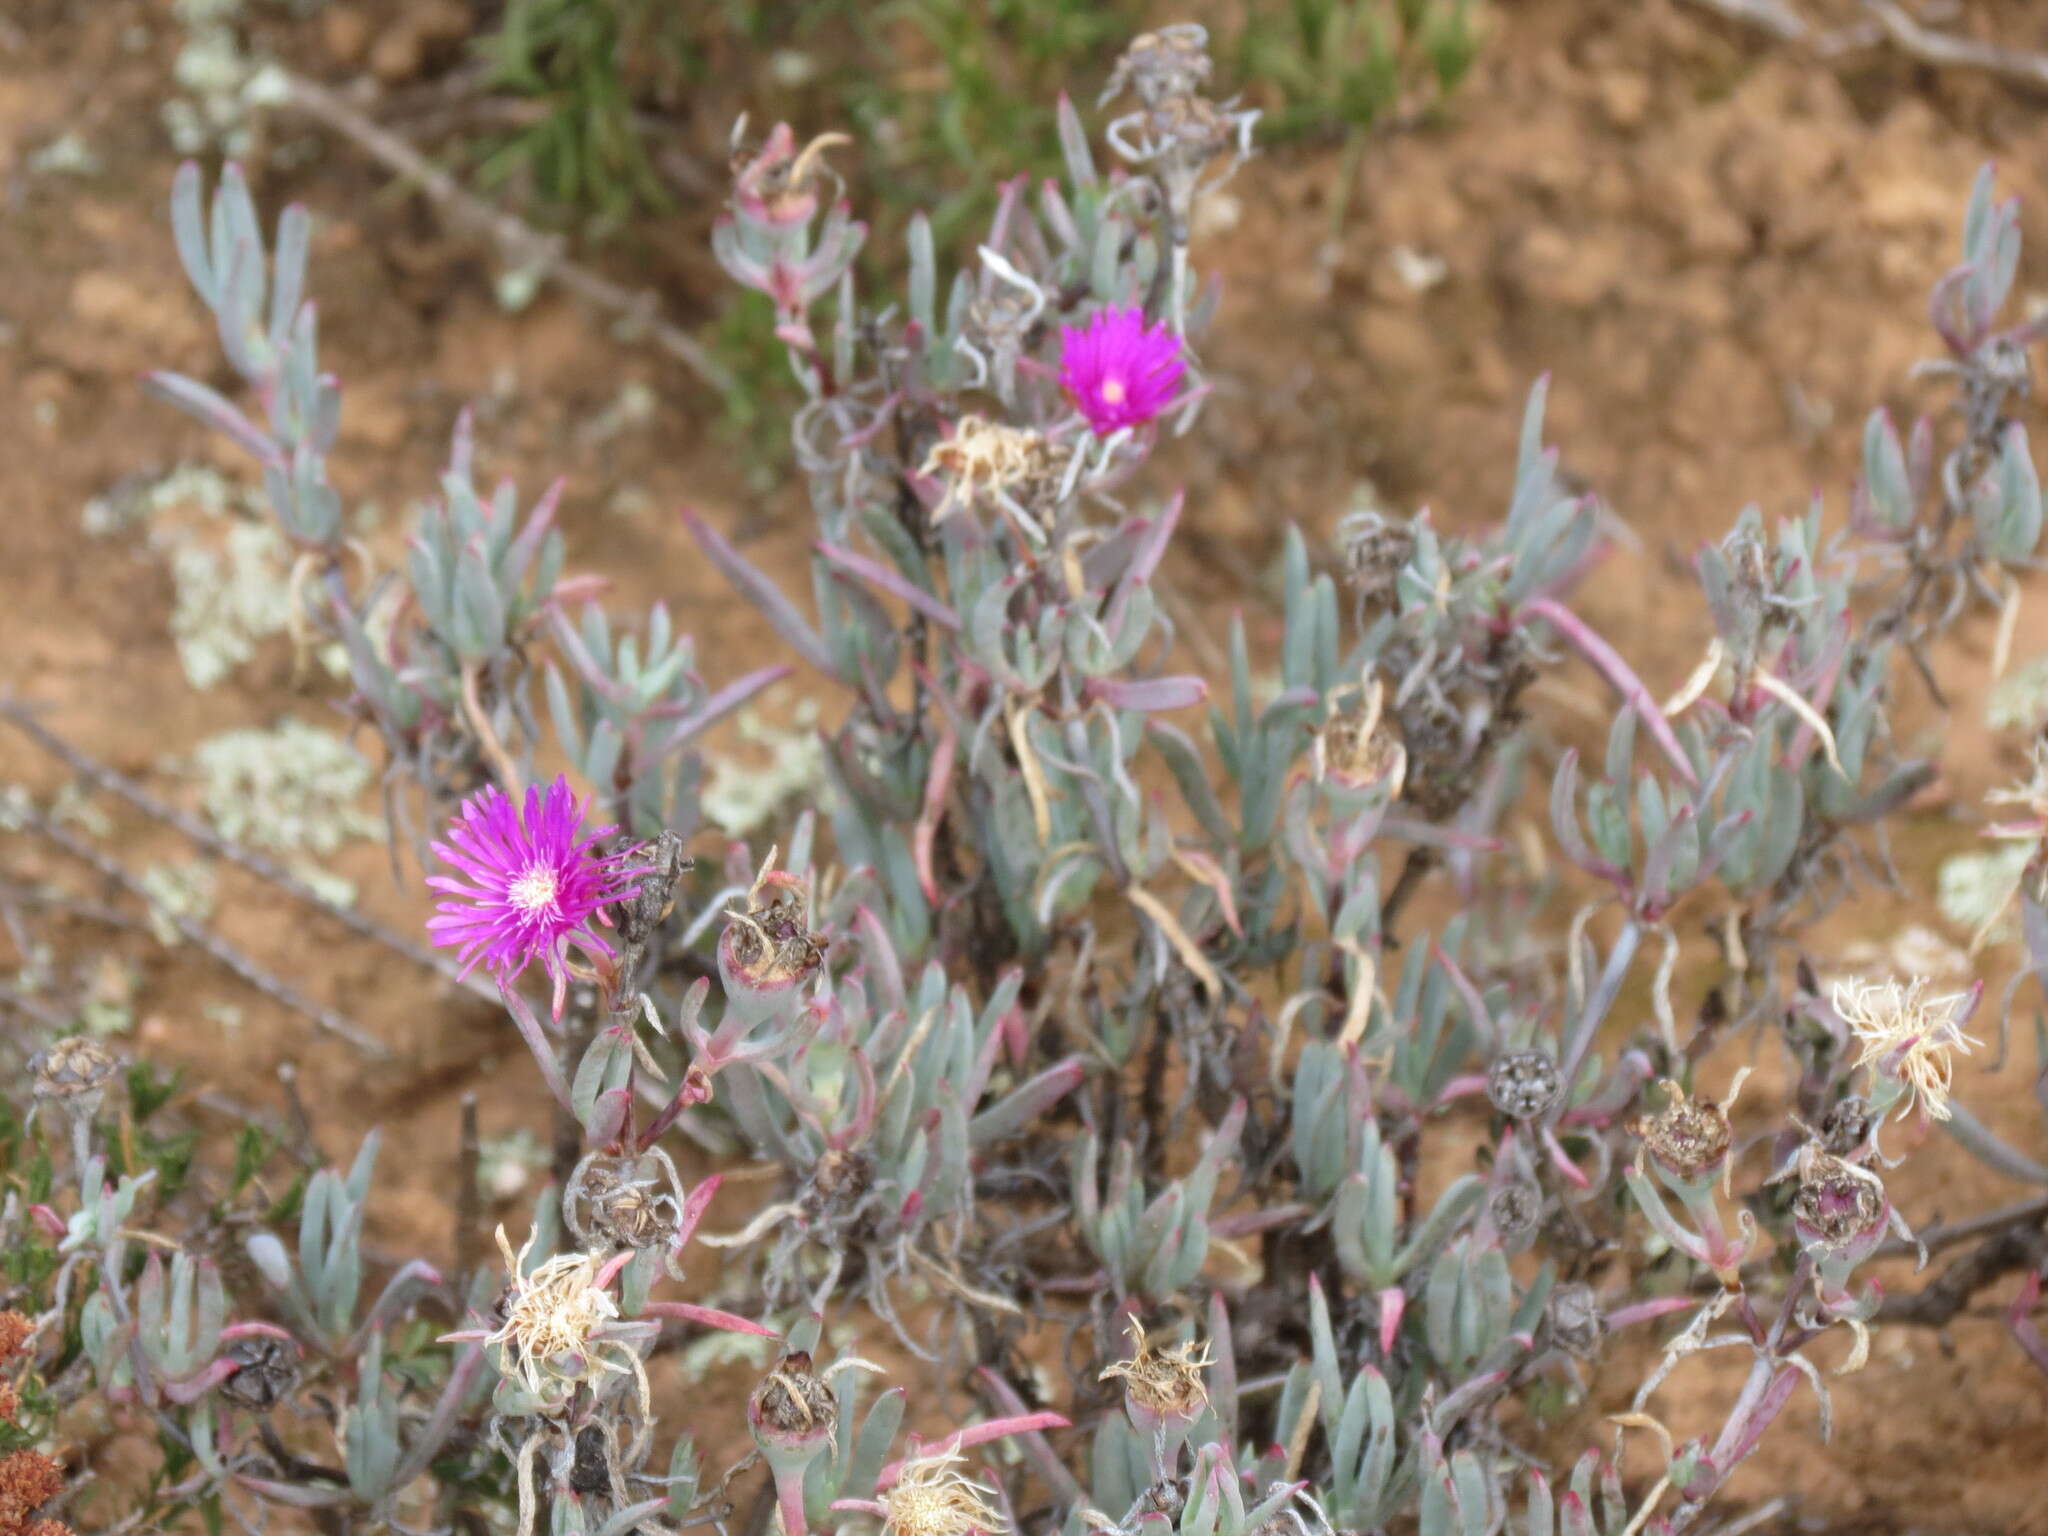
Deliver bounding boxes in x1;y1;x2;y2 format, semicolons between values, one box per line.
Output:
472;0;700;230
1238;0;1481;142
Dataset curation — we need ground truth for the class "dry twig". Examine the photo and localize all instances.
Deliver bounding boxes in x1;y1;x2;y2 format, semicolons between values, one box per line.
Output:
0;695;485;998
17;807;392;1060
276;72;738;395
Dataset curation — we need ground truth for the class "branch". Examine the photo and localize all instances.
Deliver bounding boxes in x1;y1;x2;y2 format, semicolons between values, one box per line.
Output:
275;72;738;395
1861;0;2048;92
0;695;484;998
17;806;391;1060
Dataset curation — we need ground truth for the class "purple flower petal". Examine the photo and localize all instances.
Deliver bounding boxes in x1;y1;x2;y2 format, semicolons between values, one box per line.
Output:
1058;305;1186;436
424;776;648;1003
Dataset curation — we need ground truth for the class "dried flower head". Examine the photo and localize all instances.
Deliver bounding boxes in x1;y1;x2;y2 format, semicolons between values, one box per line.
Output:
1832;975;1979;1123
215;1333;300;1412
0;1447;66;1535
748;1350;837;1462
459;1226;631;1410
565;1155;682;1253
1103;25;1213;107
1099;1320;1212;1427
721;854;827;992
1059;307;1186;437
1487;1049;1563;1120
1313;674;1406;799
29;1037;119;1104
1790;1149;1890;1259
427;776;646;1016
1632;1076;1738;1185
919;417;1063;524
882;1450;1006;1536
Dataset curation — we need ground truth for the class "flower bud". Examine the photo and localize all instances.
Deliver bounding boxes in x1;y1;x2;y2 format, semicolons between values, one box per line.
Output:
1487;1049;1563;1120
1545;1283;1605;1359
748;1350;836;1473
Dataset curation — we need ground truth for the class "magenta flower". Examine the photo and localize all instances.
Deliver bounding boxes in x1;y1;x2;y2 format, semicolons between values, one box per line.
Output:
426;776;645;1015
1058;305;1186;436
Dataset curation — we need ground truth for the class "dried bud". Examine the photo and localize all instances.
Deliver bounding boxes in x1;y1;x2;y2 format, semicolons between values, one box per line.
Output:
1487;1181;1544;1245
565;1155;681;1253
881;1450;1006;1536
1340;510;1416;607
1099;1321;1211;1435
216;1333;300;1412
30;1037;119;1105
748;1350;836;1469
1632;1079;1734;1188
1791;1151;1890;1266
1819;1096;1875;1158
1486;1049;1562;1120
1103;25;1213;107
731;123;849;228
1314;675;1406;802
1545;1282;1605;1359
719;856;826;1021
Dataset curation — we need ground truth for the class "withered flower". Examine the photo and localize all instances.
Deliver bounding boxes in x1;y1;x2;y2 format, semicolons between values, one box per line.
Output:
720;853;827;997
1831;976;1978;1124
881;1450;1006;1536
1099;1319;1212;1431
748;1349;838;1463
1631;1074;1744;1188
918;417;1062;524
1790;1150;1890;1262
1313;673;1407;802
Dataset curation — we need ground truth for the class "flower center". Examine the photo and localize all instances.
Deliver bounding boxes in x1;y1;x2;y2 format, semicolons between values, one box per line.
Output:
508;863;561;916
1100;375;1127;404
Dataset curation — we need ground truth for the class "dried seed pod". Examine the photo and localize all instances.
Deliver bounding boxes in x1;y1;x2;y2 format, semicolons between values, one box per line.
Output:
1339;511;1416;608
747;1350;836;1467
216;1334;300;1412
1487;1181;1544;1243
30;1037;120;1104
1632;1080;1734;1185
1791;1151;1889;1258
1545;1283;1605;1359
1487;1050;1563;1120
569;1425;613;1497
1314;674;1406;801
720;865;827;994
1103;25;1213;107
565;1155;681;1254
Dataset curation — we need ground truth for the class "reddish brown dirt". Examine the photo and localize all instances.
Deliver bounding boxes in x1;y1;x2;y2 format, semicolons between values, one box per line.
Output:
4;0;2048;1530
